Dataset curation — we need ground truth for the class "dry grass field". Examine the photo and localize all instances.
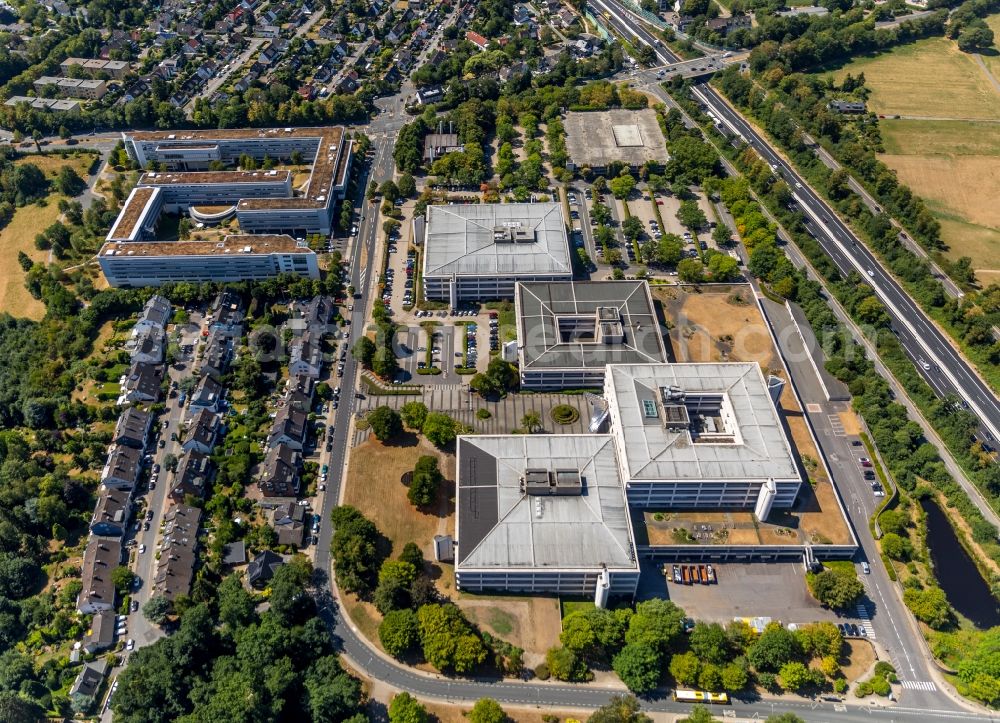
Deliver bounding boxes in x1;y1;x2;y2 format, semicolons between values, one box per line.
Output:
833;37;1000;120
342;436;455;559
830;33;1000;284
0;152;99;318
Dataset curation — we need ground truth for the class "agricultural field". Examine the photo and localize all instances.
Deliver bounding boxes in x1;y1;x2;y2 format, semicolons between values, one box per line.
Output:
830;31;1000;285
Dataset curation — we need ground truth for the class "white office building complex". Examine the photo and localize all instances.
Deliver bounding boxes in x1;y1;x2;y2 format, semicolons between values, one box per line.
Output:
422;203;572;307
455;435;639;597
514;280;668;390
604;363;802;509
99;236;319;287
117;126;351;237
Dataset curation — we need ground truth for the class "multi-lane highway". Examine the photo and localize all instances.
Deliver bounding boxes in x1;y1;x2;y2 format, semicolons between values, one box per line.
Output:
588;0;1000;449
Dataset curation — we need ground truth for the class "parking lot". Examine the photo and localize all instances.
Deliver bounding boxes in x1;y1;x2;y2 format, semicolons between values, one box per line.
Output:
639;561;841;625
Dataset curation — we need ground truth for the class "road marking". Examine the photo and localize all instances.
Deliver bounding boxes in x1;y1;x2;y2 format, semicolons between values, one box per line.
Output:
806;403;822;413
901;680;937;691
828;414;846;436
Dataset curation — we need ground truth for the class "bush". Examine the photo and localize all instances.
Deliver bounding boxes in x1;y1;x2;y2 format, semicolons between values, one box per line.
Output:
534;662;550;680
549;404;580;425
476;408;492;420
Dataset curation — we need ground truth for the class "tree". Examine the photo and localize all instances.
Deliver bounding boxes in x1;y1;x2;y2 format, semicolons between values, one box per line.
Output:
368;406;403;442
409;455;443;507
779;661;814;692
957;23;994;52
373;345;399;379
112;566;137;596
417;604;487;673
217;574;255;630
626;598;685;653
677;258;705;283
721;662;749;691
712;223;731;246
748;623;802;672
352;337;376;367
669;651;701;686
380;180;400;202
422;412;458;447
708;253;739;281
765;715;805;723
374;559;416;614
609;173;636;200
398;173;417;198
389;692;428;723
380;608;420;658
677;200;707;230
678;706;718;723
561;607;630;660
143;595;172;625
794;622;842;659
808;568;864;610
613;644;662;693
468;698;508;723
331;506;384;593
690;622;730;664
881;532;912;561
55;166;85;196
588;695;651;723
521;410;542;433
400;402;429;431
622;216;644;241
546;645;591;682
0;692;44;723
903;585;953;629
470;357;517;398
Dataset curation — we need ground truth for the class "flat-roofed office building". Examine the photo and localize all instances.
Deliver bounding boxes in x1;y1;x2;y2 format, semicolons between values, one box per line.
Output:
422;203;572;307
98;236;319;287
455;434;639;596
515;280;669;390
604;363;801;509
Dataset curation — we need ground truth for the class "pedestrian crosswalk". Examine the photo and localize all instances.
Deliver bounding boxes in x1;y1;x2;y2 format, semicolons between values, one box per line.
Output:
901;680;937;691
855;603;876;640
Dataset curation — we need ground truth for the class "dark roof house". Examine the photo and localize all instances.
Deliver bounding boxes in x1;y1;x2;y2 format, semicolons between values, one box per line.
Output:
248;549;285;588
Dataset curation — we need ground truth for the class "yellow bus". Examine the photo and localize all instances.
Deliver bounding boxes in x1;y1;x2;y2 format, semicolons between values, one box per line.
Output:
672;690;730;704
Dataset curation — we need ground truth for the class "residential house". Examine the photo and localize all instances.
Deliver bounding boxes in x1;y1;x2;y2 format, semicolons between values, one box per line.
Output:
91;486;133;536
387;21;408;43
513;3;532;24
258;443;301;497
557;7;578;27
182;409;221;455
704;15;751;35
154;504;201;600
170;450;211;501
210;290;244;335
415;84;443;105
101;445;142;490
136;294;172;333
69;660;108;714
189;374;224;412
271;501;306;546
120;361;163;404
287;331;323;379
318;21;339;40
200;328;232;379
127;326;165;365
466;30;489;50
828;99;866;114
255;24;281;38
268;404;308;450
248;549;285;588
83;610;116;653
77;535;121;613
113;407;151;449
396;48;414;71
222;540;247;566
544;0;562;14
287;374;315;402
664;12;694;31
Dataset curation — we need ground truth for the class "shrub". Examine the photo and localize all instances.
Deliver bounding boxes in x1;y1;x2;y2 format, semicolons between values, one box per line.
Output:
534;662;550;680
549;404;580;425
